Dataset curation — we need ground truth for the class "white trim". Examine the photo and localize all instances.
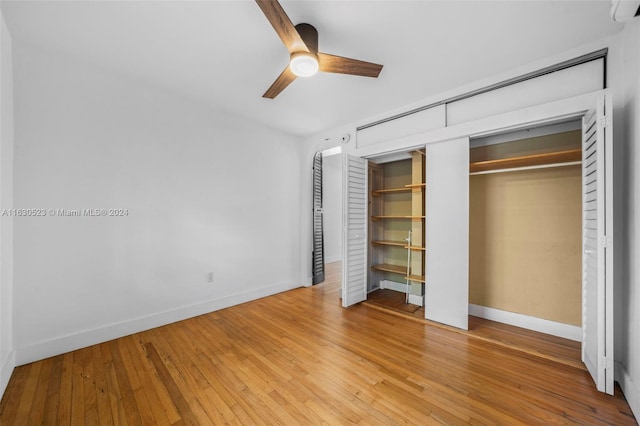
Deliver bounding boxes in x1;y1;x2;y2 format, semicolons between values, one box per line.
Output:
0;350;15;399
379;280;424;306
303;274;313;287
616;361;640;420
380;279;409;293
469;304;582;342
15;280;301;365
408;294;424;307
325;255;343;264
321;146;342;157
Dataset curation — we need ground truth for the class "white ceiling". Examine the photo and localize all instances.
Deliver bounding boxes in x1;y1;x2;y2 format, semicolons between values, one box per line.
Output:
2;1;623;137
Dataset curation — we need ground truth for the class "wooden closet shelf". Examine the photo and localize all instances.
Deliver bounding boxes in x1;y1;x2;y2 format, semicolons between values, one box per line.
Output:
372;240;406;247
407;275;426;283
371;215;425;220
371;240;426;251
372;183;425;196
371;263;406;274
469;149;582;173
372;187;412;196
371;264;426;283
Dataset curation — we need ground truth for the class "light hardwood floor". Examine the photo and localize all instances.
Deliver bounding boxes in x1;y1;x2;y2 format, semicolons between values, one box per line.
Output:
0;262;636;425
362;285;584;370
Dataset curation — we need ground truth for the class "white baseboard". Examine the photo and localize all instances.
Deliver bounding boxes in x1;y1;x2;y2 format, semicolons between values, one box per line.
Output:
409;294;424;307
0;350;16;400
325;255;343;264
380;280;424;306
616;361;640;421
469;304;582;342
15;280;301;366
380;279;409;293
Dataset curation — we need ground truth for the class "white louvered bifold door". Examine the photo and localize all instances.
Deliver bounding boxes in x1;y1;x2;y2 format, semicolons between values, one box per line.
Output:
582;92;614;395
312;152;325;284
342;155;368;307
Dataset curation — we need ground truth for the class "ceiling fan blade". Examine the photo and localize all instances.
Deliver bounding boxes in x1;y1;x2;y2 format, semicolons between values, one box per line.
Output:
255;0;309;54
318;53;383;78
263;66;297;99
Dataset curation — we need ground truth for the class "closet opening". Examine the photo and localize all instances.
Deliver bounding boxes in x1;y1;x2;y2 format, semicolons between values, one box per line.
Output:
361;149;426;318
468;120;583;342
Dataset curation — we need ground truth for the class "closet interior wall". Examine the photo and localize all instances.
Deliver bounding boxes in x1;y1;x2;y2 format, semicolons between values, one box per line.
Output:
469;127;583;327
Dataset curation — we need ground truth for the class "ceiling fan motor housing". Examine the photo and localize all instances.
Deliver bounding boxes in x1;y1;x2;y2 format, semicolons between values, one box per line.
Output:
295;23;318;53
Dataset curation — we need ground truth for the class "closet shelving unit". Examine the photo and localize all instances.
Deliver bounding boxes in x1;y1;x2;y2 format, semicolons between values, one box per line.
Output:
369;151;426;298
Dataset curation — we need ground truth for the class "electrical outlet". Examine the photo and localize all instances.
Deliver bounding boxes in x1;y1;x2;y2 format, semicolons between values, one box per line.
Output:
207;272;214;283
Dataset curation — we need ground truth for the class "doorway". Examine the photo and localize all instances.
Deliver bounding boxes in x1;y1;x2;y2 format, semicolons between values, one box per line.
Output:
311;147;344;286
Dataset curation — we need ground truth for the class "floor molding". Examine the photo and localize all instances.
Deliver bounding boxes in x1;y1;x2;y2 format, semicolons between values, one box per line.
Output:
380;279;409;293
617;361;640;421
15;280;301;366
469;304;582;342
0;350;15;399
379;280;424;306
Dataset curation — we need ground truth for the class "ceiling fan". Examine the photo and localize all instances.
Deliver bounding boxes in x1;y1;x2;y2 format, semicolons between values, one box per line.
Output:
255;0;384;99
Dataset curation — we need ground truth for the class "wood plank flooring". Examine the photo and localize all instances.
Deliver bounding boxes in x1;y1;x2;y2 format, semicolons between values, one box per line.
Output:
0;262;636;425
365;289;423;315
362;283;583;370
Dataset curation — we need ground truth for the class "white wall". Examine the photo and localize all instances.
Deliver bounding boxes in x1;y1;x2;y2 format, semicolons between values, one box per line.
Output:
0;8;15;397
12;44;302;364
322;153;342;264
614;18;640;419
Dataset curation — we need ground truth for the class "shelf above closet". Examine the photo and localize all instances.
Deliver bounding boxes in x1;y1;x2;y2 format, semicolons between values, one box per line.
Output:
469;148;581;173
371;240;425;251
371;215;425;220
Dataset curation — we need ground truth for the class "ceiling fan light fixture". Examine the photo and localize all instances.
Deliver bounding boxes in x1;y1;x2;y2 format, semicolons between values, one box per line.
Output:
289;52;319;77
